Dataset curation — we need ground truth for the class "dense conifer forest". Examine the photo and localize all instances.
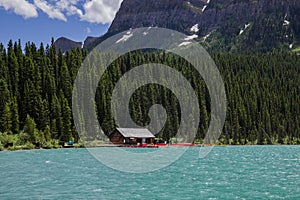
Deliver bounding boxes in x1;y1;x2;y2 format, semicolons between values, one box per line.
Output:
0;39;299;150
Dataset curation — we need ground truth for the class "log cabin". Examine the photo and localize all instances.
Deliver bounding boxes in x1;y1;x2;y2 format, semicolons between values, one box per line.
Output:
109;128;155;145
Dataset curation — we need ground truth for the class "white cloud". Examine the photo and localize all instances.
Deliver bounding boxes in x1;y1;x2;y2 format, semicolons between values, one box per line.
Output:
0;0;38;19
81;0;123;24
55;0;82;16
0;0;124;24
34;0;67;21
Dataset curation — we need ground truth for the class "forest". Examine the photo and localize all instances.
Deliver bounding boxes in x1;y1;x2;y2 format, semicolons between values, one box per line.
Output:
0;39;299;150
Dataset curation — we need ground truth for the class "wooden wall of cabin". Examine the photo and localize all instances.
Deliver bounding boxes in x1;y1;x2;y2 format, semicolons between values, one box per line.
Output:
109;131;124;144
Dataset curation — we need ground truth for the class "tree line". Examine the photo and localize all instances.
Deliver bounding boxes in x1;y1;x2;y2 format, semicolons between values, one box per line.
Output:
0;39;86;150
0;39;299;150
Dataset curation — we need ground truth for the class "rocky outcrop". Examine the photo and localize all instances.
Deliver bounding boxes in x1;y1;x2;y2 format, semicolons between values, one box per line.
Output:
83;36;98;49
108;0;202;34
54;37;82;53
55;36;103;53
106;0;300;52
57;0;300;52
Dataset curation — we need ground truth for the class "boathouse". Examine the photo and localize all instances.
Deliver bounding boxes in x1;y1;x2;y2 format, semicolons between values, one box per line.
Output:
109;128;155;145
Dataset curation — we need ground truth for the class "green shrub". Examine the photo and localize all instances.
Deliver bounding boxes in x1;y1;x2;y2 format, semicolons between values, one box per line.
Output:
0;132;17;147
22;142;36;150
193;139;203;145
15;131;30;146
0;142;3;151
42;139;62;149
8;142;35;151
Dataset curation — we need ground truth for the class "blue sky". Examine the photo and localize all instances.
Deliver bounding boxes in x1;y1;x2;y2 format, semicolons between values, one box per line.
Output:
0;0;123;47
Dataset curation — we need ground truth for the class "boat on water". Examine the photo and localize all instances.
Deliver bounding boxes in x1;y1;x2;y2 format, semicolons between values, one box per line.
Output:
122;143;196;148
123;144;159;148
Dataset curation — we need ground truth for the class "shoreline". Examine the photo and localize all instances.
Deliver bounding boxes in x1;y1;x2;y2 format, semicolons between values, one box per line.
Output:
1;143;300;152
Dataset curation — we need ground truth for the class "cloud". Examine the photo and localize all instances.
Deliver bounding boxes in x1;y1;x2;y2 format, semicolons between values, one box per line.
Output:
0;0;124;24
55;0;83;16
0;0;38;19
34;0;67;21
81;0;123;24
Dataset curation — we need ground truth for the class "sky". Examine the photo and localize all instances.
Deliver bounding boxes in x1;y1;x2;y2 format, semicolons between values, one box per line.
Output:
0;0;123;47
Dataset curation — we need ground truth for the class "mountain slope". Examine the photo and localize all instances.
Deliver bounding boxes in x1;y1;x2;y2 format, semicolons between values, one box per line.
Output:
54;36;99;53
54;37;82;53
56;0;300;53
106;0;300;52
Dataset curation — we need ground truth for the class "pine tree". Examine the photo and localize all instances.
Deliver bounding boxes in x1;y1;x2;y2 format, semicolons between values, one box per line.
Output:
50;94;62;138
0;79;11;133
10;97;19;134
7;40;19;98
23;115;37;143
61;95;72;142
0;102;12;133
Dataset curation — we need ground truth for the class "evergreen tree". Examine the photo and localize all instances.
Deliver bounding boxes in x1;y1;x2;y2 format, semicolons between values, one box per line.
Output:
0;40;299;147
10;97;19;134
23;115;38;143
61;95;72;141
0;79;11;133
0;102;12;133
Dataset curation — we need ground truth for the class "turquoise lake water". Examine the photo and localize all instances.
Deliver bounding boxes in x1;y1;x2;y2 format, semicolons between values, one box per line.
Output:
0;146;299;199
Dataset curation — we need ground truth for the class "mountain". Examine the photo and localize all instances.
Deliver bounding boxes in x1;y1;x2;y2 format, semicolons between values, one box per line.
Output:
54;36;98;53
54;37;82;53
107;0;300;52
56;0;300;53
84;36;98;47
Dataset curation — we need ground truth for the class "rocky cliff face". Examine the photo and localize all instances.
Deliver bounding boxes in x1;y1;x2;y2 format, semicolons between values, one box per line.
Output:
54;36;100;53
54;37;82;53
56;0;300;53
106;0;300;52
108;0;202;34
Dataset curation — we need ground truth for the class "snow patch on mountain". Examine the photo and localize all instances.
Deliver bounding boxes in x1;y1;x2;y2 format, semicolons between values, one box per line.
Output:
116;31;133;43
184;34;198;41
190;24;199;33
239;23;251;35
283;20;290;26
179;41;192;47
203;32;211;41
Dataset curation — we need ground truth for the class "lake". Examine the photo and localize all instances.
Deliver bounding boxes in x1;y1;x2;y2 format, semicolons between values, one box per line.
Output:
0;146;299;199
